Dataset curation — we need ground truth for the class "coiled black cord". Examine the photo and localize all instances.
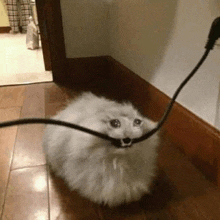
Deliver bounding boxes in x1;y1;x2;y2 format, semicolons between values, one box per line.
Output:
0;17;220;148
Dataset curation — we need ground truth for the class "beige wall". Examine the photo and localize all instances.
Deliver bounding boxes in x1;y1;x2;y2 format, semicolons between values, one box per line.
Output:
108;0;220;127
61;0;220;127
108;0;177;81
0;0;9;26
60;0;110;58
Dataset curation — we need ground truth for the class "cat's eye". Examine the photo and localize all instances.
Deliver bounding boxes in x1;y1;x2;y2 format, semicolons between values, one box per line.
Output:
133;119;142;126
110;119;121;128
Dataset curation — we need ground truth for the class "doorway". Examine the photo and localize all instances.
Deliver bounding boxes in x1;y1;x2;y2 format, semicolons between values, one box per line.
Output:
0;0;52;86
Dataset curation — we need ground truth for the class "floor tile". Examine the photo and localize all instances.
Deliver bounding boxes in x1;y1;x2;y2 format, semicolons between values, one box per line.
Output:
98;202;146;220
44;83;76;117
158;138;220;219
1;166;49;220
1;81;220;219
48;171;101;220
45;103;66;118
0;107;21;217
0;86;26;108
44;83;73;105
12;84;46;169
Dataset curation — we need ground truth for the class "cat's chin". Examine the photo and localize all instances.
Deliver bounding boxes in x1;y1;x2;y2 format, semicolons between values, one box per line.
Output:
112;146;132;154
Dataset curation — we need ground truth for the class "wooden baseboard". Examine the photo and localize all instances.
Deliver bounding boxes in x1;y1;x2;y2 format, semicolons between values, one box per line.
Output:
57;56;110;86
0;27;11;33
107;56;220;186
61;55;220;186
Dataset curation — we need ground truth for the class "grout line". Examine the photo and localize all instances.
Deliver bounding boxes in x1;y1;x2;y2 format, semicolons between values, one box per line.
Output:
44;85;51;220
9;91;26;172
0;106;23;220
10;164;47;172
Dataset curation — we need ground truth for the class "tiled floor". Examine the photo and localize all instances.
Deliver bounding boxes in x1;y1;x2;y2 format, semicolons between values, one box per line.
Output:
1;82;220;219
0;33;52;86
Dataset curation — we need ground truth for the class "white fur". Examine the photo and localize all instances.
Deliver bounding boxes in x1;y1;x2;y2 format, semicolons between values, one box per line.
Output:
43;92;159;207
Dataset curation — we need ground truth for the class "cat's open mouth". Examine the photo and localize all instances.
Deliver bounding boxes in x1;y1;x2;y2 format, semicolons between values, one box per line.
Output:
112;138;133;148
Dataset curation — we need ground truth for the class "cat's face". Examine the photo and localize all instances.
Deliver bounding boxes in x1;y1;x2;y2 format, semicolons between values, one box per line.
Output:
106;116;144;140
98;104;151;146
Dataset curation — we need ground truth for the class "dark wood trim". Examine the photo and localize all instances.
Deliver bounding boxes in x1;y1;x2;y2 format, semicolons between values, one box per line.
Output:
0;27;10;33
35;1;109;87
36;0;52;71
35;0;109;87
36;0;66;81
65;56;110;85
163;96;220;184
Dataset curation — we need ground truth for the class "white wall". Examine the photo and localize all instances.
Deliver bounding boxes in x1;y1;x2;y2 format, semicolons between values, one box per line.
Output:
60;0;220;127
108;0;220;127
60;0;110;58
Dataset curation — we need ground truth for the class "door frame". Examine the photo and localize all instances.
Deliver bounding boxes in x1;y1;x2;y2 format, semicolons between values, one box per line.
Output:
36;0;66;81
35;0;109;87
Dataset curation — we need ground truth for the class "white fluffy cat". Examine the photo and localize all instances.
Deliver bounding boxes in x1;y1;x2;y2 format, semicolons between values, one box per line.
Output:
43;92;159;207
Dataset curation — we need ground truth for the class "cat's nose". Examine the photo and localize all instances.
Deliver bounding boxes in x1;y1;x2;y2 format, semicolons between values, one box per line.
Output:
123;138;131;144
121;138;132;147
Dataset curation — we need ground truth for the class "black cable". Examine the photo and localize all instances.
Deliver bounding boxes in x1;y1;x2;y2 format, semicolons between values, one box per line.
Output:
133;16;220;144
133;48;211;144
0;118;121;147
0;17;220;148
